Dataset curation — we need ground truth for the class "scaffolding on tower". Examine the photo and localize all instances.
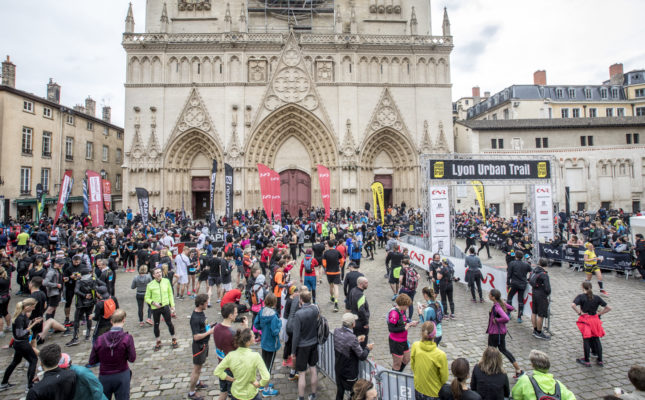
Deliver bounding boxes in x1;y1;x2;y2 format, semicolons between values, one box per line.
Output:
247;0;336;33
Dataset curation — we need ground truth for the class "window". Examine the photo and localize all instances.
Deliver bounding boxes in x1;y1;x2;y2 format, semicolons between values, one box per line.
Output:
103;127;109;136
589;108;597;117
627;133;633;144
635;133;640;144
117;131;123;140
43;107;52;118
580;136;587;146
568;88;576;98
535;137;548;148
637;107;645;116
491;139;497;149
555;88;563;98
23;100;34;112
535;138;542;148
87;121;94;131
102;145;109;162
100;170;108;180
584;88;592;99
22;127;33;154
115;174;122;190
617;108;625;116
636;88;645;98
561;108;569;118
513;203;524;215
587;135;594;146
41;168;50;193
512;138;521;149
85;142;94;160
42;131;52;156
116;148;122;163
601;201;611;209
572;108;580;118
492;113;497;120
600;88;608;99
65;137;73;160
577;202;586;212
465;100;469;105
491;138;504;149
20;167;31;194
503;109;509;120
66;114;74;125
606;108;614;117
611;88;619;99
634;200;641;214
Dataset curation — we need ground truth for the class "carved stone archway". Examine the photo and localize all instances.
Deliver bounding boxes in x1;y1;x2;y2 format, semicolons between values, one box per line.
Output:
244;104;339;209
359;128;419;207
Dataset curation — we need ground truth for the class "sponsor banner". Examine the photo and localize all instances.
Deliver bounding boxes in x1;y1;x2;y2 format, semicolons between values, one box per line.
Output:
317;165;331;221
429;186;451;254
82;178;89;215
135;187;150;225
257;163;273;220
86;170;105;226
210;160;217;224
36;183;44;221
538;243;632;271
534;184;554;242
270;170;281;222
430;159;550;180
471;180;486;222
224;163;234;223
371;182;385;224
212;227;226;248
54;170;73;224
102;179;112;211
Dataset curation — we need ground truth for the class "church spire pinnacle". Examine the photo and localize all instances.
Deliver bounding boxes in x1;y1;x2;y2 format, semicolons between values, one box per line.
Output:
410;6;418;35
350;2;357;34
125;2;134;33
335;5;343;34
239;3;247;32
160;3;169;33
442;7;451;36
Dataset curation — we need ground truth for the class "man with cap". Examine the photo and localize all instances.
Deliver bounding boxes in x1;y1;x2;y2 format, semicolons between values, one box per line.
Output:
333;313;373;400
62;254;86;326
66;266;102;347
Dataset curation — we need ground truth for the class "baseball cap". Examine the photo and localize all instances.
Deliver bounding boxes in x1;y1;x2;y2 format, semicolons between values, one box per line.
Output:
342;313;358;325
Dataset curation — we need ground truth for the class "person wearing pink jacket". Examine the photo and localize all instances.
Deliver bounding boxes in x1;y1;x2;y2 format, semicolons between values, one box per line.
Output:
486;289;523;378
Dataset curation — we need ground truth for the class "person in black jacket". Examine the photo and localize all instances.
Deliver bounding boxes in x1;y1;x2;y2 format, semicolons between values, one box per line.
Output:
506;251;532;323
66;268;103;347
343;262;363;309
530;259;551;341
333;314;373;400
348;277;370;348
470;347;510;400
385;247;404;299
26;344;76;400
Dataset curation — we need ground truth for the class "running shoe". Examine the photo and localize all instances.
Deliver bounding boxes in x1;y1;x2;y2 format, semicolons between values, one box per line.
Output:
195;382;208;390
0;383;14;391
172;338;179;349
187;393;204;400
154;340;162;352
596;361;604;367
333;303;339;313
599;289;609;296
146;318;153;325
262;387;279;397
517;317;522;323
576;358;591;367
391;294;398;301
450;314;456;320
139;322;145;327
62;328;72;336
288;372;299;381
534;332;551;340
308;394;317;400
65;338;80;347
479;299;484;303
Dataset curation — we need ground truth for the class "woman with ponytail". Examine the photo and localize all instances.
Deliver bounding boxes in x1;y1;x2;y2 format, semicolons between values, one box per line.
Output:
0;298;41;392
411;321;448;399
486;289;523;378
572;281;611;367
439;358;481;400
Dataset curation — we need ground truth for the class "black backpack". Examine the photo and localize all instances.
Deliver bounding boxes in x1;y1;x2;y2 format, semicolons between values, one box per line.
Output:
317;313;329;345
529;269;543;288
528;376;561;400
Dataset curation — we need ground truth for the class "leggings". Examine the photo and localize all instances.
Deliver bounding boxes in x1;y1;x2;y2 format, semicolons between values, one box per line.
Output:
152;306;175;338
488;333;516;364
507;286;526;317
73;306;93;339
261;349;276;374
135;294;152;322
283;332;293;360
290;245;298;261
440;285;455;315
477;241;491;258
583;336;602;362
2;340;38;388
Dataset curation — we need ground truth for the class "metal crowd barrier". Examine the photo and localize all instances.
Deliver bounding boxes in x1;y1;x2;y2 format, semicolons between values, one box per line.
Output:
318;332;415;400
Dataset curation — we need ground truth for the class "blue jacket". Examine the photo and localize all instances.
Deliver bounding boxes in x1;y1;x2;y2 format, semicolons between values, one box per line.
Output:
254;307;282;352
350;241;363;260
70;365;108;400
376;225;383;237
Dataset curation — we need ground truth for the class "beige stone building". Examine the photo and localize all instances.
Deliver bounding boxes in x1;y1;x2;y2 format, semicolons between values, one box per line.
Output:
0;57;124;221
454;117;645;216
122;0;455;218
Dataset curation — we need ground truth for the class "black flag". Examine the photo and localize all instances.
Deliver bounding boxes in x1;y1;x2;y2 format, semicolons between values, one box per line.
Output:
135;187;150;225
210;160;217;224
225;163;234;223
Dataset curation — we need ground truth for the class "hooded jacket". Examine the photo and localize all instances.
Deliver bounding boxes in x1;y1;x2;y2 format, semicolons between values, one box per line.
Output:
254;306;282;352
410;340;449;398
89;327;136;376
486;302;514;335
333;326;369;381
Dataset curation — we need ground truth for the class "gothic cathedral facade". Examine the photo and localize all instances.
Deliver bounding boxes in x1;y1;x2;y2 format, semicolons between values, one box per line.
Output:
122;0;453;218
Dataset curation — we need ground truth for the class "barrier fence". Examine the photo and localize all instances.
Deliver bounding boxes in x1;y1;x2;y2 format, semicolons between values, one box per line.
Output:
317;331;415;400
537;243;634;277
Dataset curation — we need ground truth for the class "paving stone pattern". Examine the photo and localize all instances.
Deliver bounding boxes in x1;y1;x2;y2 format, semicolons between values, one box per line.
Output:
1;240;644;399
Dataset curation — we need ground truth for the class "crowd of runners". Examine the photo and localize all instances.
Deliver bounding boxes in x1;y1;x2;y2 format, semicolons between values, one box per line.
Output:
0;204;644;400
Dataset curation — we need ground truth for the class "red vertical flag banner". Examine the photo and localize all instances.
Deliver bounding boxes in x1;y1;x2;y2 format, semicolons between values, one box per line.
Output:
270;170;281;223
102;179;112;211
54;170;73;225
86;170;105;226
257;163;273;220
317;165;331;220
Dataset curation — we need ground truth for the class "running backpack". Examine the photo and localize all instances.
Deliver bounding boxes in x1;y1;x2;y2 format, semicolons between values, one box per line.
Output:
529;269;544;288
103;298;116;319
317;313;330;345
403;267;420;291
303;257;313;273
429;302;443;324
528;376;561;400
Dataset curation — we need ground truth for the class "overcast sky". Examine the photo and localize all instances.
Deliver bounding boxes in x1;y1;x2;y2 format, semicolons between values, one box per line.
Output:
2;0;644;127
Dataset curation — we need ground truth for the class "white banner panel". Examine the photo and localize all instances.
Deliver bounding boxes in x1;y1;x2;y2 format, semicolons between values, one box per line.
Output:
534;184;554;242
429;186;451;255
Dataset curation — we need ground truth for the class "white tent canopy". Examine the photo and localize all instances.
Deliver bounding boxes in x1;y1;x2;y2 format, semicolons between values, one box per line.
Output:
630;216;645;242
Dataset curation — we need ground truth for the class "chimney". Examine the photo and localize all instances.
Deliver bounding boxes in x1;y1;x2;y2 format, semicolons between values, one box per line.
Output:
484;91;491;98
102;106;112;123
85;96;96;116
472;86;481;104
609;63;624;85
534;70;546;86
46;78;61;103
1;55;16;88
73;104;86;113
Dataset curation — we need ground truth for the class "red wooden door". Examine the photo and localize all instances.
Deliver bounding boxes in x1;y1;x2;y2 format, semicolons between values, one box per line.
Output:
280;169;311;218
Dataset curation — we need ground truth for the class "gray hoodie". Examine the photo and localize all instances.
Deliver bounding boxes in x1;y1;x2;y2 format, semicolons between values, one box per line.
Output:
252;274;267;304
131;274;152;296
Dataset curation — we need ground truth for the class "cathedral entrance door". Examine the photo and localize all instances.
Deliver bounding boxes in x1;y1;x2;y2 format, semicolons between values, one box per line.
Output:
280;169;311;219
191;176;210;220
374;174;393;208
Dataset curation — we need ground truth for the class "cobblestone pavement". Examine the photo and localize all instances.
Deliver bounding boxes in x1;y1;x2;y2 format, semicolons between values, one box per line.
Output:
2;240;644;399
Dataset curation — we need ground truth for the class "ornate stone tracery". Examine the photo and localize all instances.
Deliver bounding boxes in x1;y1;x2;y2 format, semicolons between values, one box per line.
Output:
166;87;223;154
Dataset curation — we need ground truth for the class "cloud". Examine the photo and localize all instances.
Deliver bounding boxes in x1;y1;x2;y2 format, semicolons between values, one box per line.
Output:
453;25;500;72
